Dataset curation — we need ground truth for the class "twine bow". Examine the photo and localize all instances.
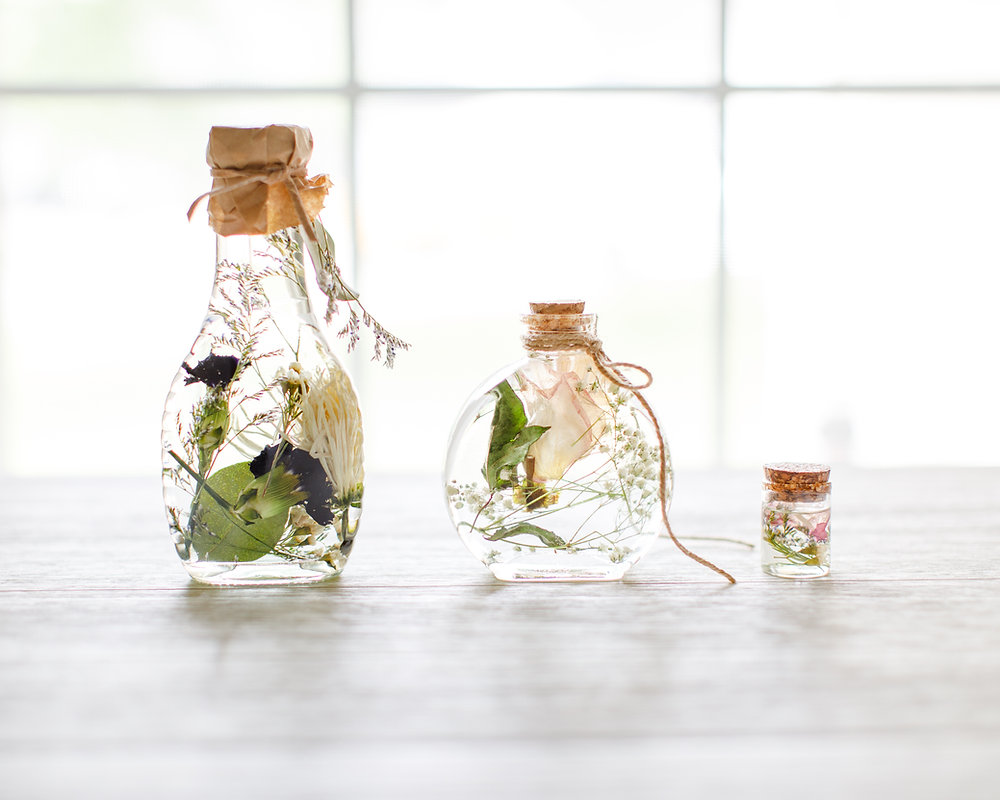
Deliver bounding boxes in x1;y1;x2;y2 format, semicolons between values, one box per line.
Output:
522;328;737;584
186;165;320;242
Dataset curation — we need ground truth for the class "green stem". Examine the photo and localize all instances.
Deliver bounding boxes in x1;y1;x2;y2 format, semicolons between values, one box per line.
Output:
565;495;613;545
764;534;817;564
469;491;496;537
478;486;606;532
169;450;235;513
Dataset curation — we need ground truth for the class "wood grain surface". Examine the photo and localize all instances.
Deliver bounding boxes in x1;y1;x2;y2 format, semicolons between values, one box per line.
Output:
1;469;998;799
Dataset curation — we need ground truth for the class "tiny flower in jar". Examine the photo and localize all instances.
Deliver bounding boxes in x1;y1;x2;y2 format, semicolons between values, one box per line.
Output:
785;513;811;534
764;510;783;531
810;519;830;542
277;360;309;430
520;365;607;483
778;529;810;552
278;360;308;400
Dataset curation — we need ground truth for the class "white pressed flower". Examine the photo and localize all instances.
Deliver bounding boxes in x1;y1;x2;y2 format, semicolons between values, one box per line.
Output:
298;365;364;503
277;360;306;385
520;358;609;483
277;360;310;432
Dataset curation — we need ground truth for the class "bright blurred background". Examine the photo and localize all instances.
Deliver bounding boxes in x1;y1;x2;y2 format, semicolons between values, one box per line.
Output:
0;0;998;477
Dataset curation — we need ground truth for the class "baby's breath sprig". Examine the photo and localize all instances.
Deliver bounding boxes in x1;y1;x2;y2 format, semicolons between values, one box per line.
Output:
266;224;410;368
448;381;661;557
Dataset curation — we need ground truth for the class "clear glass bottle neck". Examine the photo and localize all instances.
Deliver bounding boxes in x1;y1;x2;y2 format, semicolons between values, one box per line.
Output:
212;229;313;317
523;347;596;365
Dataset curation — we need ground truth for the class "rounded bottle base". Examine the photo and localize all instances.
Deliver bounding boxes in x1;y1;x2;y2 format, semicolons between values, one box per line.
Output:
489;562;629;582
762;563;829;579
184;559;342;586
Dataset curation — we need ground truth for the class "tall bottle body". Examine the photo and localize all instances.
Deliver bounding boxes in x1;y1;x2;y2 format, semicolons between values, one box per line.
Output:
444;350;668;581
161;230;363;585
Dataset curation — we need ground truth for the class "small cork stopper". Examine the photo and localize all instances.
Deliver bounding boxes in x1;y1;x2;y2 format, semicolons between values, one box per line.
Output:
764;462;831;493
523;300;592;333
529;301;586;315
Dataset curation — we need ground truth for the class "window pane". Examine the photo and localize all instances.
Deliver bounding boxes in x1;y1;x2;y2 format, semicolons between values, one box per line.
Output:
0;0;348;87
0;96;349;475
728;0;1000;86
354;93;720;472
356;0;719;87
725;93;1000;466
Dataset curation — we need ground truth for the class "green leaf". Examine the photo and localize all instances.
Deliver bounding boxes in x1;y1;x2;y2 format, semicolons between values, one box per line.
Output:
189;462;289;563
306;220;359;302
485;522;565;549
489;425;548;486
233;465;307;523
490;380;527;445
484;380;549;490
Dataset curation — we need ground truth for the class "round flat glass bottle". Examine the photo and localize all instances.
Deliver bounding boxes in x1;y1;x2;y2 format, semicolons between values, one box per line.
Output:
444;302;669;581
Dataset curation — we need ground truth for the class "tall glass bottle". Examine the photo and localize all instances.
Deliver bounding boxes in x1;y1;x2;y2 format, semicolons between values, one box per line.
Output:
444;302;668;581
162;125;363;585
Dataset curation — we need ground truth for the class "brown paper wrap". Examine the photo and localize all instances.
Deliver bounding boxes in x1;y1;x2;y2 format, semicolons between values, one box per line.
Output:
195;125;331;237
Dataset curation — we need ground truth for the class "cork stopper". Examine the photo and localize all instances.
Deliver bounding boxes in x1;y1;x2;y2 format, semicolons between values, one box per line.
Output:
529;301;586;315
764;462;831;494
522;300;594;334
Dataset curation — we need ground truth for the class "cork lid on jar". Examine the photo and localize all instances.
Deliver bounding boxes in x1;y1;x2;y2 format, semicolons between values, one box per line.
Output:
763;462;831;494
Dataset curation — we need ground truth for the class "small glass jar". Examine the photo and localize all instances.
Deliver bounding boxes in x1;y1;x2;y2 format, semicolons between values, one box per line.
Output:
761;462;831;578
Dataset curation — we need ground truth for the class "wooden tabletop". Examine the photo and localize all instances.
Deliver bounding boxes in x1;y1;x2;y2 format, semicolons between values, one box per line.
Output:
1;468;998;799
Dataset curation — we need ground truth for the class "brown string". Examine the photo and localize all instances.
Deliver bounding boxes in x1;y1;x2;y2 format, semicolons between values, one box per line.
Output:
186;165;319;242
522;329;737;585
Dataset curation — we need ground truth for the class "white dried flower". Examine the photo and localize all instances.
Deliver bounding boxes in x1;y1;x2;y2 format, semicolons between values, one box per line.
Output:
298;365;364;503
520;358;609;483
